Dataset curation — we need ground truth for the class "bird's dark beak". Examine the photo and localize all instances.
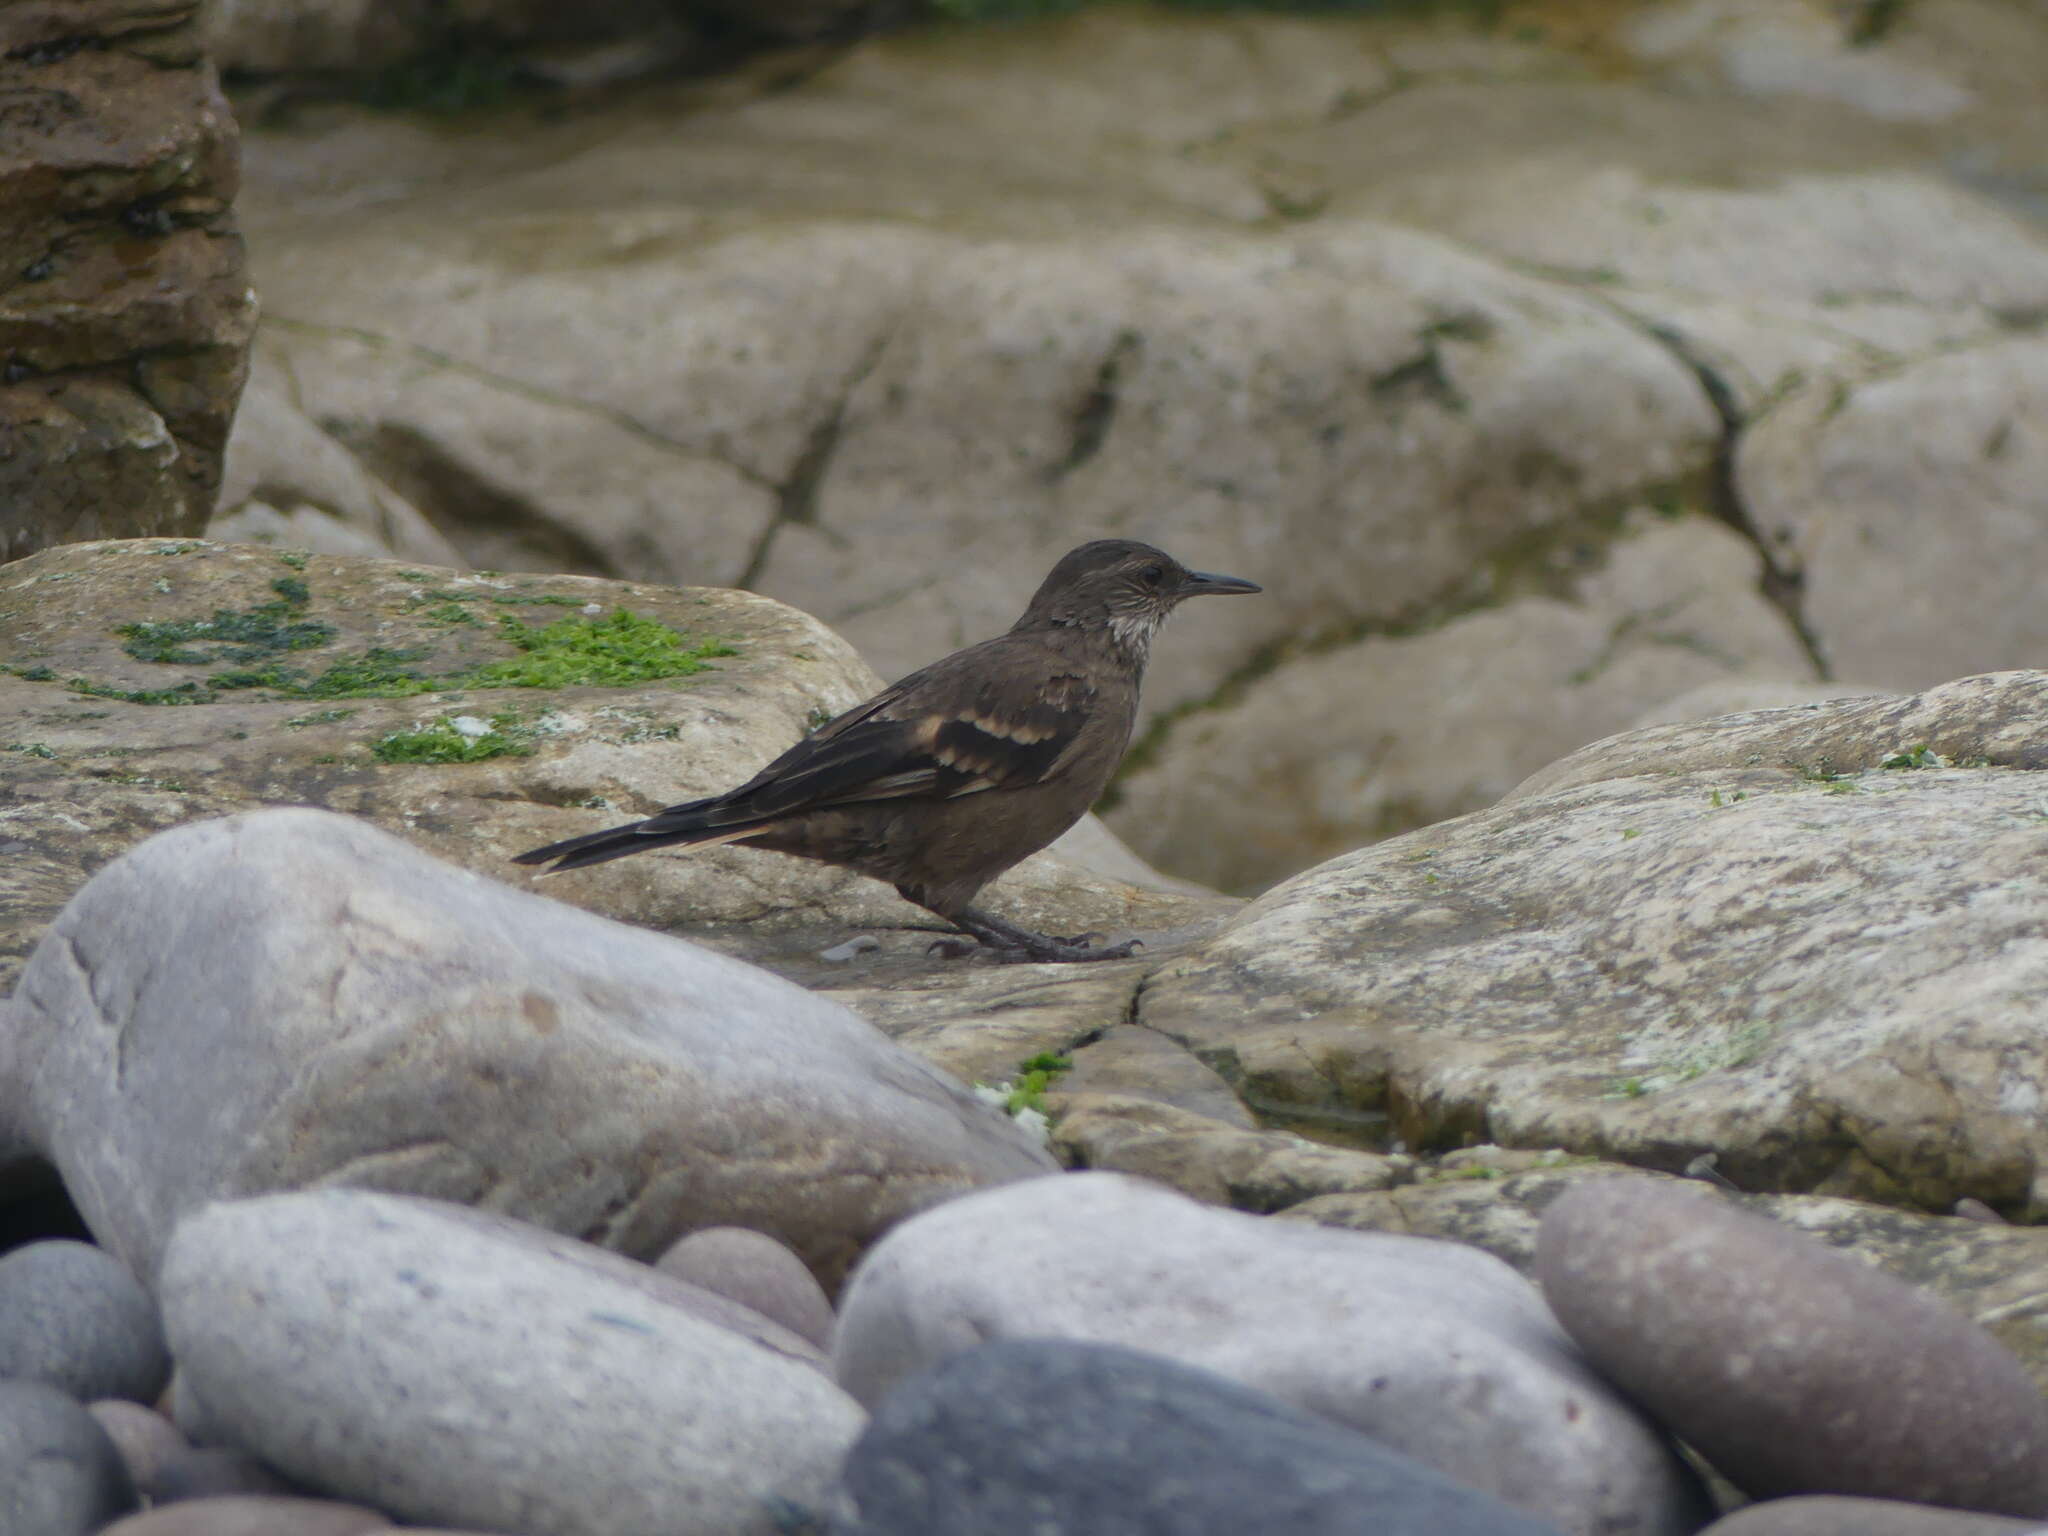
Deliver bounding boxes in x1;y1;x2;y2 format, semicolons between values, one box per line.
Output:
1179;569;1262;597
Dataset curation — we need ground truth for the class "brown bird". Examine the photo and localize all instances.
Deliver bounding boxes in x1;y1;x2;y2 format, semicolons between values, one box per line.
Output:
513;540;1260;961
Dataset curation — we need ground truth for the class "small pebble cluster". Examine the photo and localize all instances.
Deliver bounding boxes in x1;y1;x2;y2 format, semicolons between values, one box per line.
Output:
3;1173;2047;1536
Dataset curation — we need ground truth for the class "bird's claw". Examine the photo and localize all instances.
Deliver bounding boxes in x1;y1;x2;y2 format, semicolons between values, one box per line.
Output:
989;934;1143;964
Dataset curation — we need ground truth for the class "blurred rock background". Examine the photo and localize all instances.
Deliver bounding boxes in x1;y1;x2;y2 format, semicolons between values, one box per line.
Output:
12;0;2048;894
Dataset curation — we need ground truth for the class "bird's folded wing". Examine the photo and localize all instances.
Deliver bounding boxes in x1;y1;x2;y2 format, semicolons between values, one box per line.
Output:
712;665;1098;819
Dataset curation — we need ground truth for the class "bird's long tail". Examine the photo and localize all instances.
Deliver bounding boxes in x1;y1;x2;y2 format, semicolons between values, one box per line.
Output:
511;800;764;874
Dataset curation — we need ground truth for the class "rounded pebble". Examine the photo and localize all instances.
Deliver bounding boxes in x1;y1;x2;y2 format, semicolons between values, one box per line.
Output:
0;1378;137;1535
656;1227;836;1350
834;1337;1567;1535
86;1400;190;1501
1536;1179;2048;1515
0;1240;169;1402
1703;1494;2048;1534
98;1495;393;1535
151;1445;304;1502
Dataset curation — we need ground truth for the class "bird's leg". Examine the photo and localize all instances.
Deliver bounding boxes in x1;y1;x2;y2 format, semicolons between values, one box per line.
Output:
941;903;1142;964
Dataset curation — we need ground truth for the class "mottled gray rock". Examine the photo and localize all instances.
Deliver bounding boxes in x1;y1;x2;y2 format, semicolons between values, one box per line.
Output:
1511;672;2048;799
86;1401;190;1504
1144;673;2048;1214
0;1241;168;1403
834;1172;1705;1535
656;1227;835;1352
1740;336;2048;690
835;1338;1568;1536
1108;511;1814;891
1701;1495;2046;1536
1048;1094;1411;1212
1053;1024;1253;1127
1627;679;1898;731
162;1190;865;1536
150;1446;303;1503
0;1379;136;1536
208;366;463;568
1537;1179;2048;1514
100;1496;392;1536
5;806;1055;1287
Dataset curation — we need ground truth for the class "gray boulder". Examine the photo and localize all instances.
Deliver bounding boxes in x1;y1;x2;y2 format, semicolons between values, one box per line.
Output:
161;1190;865;1536
1142;672;2048;1216
0;1380;136;1536
3;807;1055;1287
655;1226;836;1351
832;1171;1706;1536
0;1241;168;1403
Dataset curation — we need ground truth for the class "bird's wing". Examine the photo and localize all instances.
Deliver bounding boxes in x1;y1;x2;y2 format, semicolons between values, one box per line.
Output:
695;639;1101;822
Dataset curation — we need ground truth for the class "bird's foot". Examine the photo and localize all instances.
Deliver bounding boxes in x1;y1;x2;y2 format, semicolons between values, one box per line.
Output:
932;905;1142;963
985;933;1143;964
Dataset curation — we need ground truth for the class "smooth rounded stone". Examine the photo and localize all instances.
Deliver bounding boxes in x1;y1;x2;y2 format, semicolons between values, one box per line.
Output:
0;1379;137;1536
87;1400;190;1500
656;1227;835;1351
1703;1495;2048;1536
1536;1179;2048;1515
164;1367;230;1448
5;808;1055;1290
151;1445;304;1502
99;1497;392;1536
834;1172;1706;1536
162;1190;866;1536
0;1240;170;1402
835;1338;1567;1536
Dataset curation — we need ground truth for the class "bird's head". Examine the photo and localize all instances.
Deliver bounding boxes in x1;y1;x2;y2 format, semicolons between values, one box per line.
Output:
1015;539;1261;660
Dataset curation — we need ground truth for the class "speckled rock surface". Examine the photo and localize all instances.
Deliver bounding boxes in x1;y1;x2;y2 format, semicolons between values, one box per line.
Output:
1142;672;2048;1216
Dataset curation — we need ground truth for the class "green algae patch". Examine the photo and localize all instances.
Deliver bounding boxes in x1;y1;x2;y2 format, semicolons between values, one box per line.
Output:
464;610;735;690
25;565;736;708
373;711;534;764
118;578;335;667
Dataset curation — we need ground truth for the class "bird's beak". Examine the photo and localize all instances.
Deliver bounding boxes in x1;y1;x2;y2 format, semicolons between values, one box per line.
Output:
1179;569;1262;597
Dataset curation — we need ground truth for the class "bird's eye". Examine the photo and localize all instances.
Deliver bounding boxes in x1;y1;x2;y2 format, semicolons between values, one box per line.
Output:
1140;564;1165;586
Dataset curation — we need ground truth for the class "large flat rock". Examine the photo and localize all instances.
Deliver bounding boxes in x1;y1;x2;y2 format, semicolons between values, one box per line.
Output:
1142;672;2048;1216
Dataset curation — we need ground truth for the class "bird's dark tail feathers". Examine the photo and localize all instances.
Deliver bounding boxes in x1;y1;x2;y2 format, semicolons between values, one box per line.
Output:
511;801;764;874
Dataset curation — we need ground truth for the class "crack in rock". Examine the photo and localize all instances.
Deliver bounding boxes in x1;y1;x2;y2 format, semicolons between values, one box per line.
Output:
1634;319;1833;679
1043;328;1142;483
